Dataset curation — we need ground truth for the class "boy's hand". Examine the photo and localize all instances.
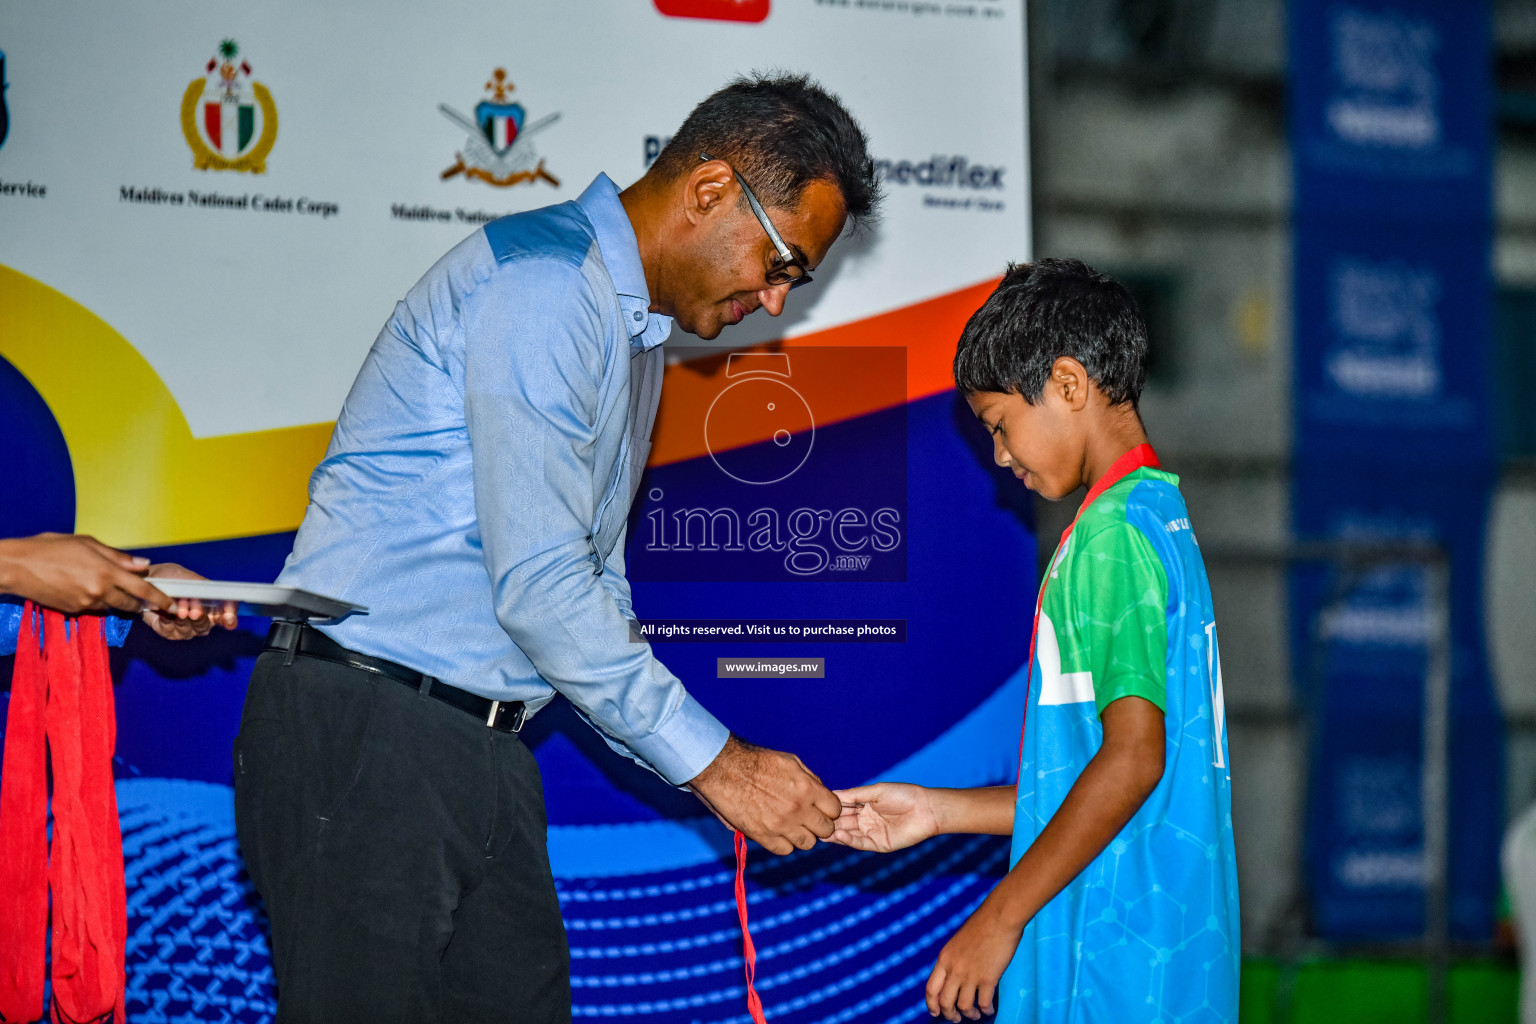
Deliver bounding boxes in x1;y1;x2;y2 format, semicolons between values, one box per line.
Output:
829;783;938;852
140;563;239;640
927;898;1023;1021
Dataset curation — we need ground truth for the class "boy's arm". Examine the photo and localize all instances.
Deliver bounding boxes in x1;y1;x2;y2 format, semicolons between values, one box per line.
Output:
934;786;1016;836
831;784;1015;851
927;695;1164;1022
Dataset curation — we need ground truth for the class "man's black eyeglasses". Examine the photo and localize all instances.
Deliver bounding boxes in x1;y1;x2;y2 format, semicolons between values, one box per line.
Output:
699;152;813;290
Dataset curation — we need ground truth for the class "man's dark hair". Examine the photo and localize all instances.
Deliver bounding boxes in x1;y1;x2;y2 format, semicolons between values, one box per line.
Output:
953;258;1149;406
651;72;882;229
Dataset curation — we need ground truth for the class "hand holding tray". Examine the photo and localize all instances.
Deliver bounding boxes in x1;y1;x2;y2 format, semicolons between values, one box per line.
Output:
145;579;365;621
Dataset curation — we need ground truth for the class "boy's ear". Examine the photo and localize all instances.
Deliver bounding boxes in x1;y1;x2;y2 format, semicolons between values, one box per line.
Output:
1050;356;1092;412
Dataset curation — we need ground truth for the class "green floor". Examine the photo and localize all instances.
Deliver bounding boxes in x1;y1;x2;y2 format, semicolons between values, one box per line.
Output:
1240;959;1519;1024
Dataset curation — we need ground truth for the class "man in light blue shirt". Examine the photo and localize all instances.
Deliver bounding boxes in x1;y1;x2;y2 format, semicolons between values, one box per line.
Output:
234;74;881;1023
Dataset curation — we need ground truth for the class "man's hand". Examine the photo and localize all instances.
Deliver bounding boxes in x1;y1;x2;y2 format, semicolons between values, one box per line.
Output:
687;735;841;854
926;897;1024;1022
829;783;939;853
140;563;238;640
0;533;172;616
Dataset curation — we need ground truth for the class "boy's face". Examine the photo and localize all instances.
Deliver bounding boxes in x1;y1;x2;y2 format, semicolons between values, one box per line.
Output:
965;365;1089;501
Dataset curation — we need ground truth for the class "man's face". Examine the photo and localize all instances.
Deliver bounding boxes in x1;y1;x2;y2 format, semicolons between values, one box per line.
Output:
964;387;1086;502
668;176;847;341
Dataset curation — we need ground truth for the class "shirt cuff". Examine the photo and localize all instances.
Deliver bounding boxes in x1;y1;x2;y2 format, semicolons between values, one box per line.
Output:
625;691;730;787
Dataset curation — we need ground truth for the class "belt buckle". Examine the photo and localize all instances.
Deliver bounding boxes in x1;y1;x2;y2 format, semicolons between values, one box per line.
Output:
486;699;528;733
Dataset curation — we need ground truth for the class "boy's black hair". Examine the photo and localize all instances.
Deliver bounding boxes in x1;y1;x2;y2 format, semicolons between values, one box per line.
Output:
953;258;1149;406
650;72;882;230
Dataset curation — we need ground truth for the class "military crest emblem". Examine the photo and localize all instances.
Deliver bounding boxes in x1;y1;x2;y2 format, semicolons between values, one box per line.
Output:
440;68;560;188
180;40;277;173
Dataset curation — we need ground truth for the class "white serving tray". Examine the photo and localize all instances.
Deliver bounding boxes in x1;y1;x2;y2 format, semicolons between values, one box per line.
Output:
146;579;366;621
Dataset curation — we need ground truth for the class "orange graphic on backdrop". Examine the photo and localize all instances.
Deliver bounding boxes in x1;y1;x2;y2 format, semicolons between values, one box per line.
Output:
649;278;998;466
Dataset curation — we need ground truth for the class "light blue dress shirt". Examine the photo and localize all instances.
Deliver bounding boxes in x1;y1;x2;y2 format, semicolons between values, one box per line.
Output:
277;174;729;786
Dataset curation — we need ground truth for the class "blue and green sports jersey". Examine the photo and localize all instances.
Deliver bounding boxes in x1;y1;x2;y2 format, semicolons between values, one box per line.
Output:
996;466;1239;1024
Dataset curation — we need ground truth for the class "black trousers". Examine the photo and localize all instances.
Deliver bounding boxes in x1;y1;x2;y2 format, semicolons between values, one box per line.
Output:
234;650;571;1024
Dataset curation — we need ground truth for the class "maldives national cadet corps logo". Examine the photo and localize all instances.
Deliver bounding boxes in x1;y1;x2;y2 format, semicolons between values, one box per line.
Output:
440;68;560;188
180;39;277;173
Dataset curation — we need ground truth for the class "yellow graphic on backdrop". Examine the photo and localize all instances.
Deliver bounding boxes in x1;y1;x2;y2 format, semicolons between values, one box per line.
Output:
0;265;332;549
181;39;278;174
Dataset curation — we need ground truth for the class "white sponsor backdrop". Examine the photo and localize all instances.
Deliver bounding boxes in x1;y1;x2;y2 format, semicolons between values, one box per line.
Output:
0;0;1027;437
0;8;1031;1020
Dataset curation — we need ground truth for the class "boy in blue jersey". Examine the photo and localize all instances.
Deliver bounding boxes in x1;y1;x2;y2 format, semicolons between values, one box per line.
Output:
830;258;1239;1023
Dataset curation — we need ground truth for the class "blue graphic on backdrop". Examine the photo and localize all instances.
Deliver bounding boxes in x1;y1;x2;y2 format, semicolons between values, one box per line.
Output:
1;377;1036;1020
111;695;1022;1023
621;393;1027;793
1289;0;1499;940
119;779;274;1023
631;348;908;583
0;354;74;537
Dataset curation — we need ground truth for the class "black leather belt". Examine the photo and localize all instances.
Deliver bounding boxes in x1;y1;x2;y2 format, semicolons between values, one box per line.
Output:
264;621;527;734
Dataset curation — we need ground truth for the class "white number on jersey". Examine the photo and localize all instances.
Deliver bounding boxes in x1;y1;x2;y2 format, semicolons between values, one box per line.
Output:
1204;621;1228;774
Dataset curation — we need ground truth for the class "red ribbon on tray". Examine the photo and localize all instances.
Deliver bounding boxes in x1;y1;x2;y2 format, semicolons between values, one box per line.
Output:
0;604;126;1024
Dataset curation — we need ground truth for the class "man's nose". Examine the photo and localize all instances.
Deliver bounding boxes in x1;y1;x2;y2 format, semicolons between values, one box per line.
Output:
993;436;1011;468
756;282;792;317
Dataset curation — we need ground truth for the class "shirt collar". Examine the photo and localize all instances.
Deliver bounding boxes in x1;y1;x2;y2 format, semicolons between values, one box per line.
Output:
576;173;670;350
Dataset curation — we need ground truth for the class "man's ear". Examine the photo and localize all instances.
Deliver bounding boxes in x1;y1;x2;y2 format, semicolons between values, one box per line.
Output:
684;158;735;227
1050;356;1092;412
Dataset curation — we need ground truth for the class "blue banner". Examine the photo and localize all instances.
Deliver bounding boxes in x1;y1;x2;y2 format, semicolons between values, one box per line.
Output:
1290;0;1492;218
1288;0;1499;940
1291;217;1493;461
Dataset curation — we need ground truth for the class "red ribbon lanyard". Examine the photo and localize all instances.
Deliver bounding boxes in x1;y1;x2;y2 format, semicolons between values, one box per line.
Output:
1016;444;1160;763
734;830;768;1024
0;605;127;1024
